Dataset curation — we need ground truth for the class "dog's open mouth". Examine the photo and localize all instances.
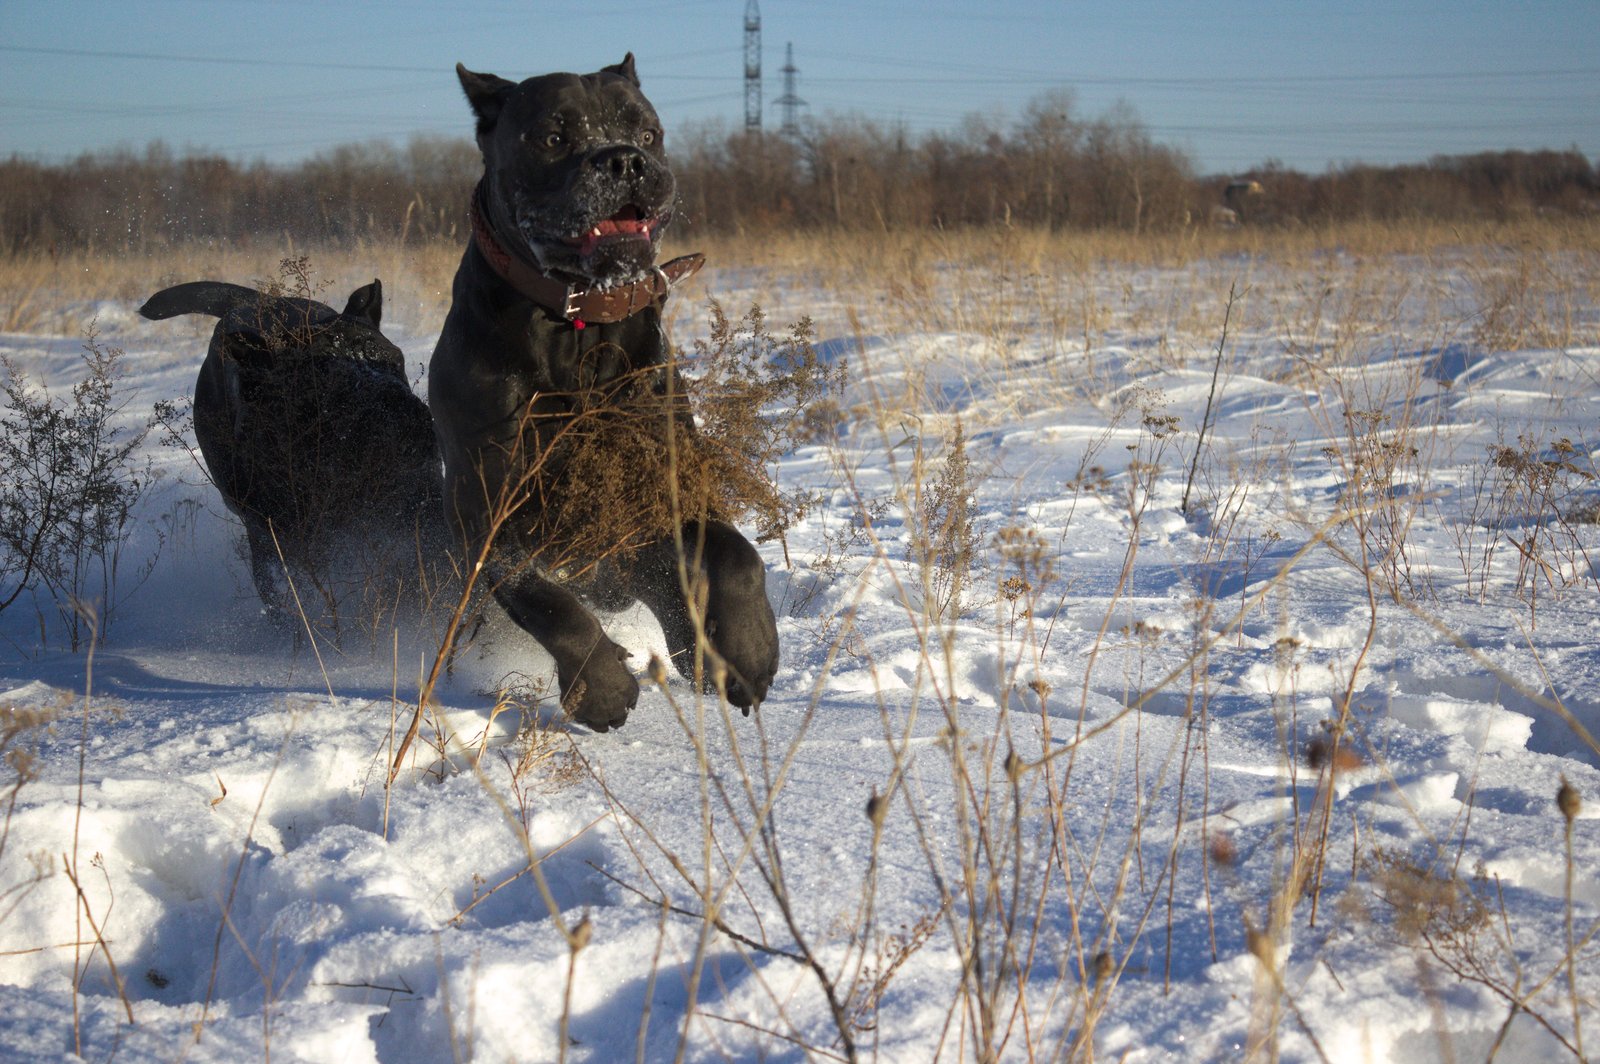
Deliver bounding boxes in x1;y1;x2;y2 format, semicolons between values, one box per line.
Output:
564;205;661;257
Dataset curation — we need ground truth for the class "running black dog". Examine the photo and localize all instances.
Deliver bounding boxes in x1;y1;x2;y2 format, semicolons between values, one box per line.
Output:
140;280;439;614
428;55;779;730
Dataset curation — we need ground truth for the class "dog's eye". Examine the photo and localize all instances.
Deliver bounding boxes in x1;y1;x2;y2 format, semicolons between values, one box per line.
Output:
524;130;565;150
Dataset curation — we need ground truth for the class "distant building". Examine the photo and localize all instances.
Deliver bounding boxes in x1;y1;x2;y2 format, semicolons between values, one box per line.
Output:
1222;179;1265;225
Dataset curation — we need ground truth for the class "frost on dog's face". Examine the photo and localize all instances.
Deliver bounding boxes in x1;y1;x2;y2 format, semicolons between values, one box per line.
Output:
459;55;675;289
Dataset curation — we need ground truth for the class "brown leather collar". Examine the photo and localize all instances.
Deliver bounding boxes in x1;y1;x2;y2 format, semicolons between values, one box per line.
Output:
469;183;703;325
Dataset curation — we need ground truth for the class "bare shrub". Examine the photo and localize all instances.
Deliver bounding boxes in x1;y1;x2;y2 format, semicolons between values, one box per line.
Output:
920;419;980;622
844;907;945;1037
0;330;156;648
1483;434;1597;612
1363;847;1589;1057
516;303;839;578
1466;241;1594;352
1324;407;1427;599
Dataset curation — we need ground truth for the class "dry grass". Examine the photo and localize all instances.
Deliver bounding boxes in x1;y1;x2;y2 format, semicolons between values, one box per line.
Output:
524;303;837;573
1;692;63;926
683;215;1600;272
6;215;1598;342
0;239;465;337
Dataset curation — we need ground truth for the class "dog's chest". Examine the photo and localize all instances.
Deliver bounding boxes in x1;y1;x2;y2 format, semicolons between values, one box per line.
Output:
526;312;667;395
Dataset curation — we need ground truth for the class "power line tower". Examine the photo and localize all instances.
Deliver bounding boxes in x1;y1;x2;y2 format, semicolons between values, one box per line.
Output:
776;41;806;136
743;0;762;133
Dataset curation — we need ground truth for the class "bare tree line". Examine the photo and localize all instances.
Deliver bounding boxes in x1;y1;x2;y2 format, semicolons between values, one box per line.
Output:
1;91;1595;254
0;136;480;255
1227;149;1599;226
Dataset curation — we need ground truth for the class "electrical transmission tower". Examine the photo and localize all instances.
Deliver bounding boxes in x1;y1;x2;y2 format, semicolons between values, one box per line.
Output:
744;0;762;132
776;41;806;136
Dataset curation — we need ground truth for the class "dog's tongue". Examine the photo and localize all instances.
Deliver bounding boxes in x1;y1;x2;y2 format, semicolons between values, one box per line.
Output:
592;205;650;238
569;206;655;254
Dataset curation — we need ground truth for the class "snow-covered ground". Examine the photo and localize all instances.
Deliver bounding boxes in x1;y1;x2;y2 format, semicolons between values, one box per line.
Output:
3;246;1599;1062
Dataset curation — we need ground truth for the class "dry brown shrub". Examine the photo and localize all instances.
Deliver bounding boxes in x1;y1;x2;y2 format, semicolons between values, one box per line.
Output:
521;303;841;576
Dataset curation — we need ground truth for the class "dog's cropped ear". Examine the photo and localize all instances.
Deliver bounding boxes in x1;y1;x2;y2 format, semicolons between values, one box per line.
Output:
342;279;383;328
601;53;640;87
457;64;518;136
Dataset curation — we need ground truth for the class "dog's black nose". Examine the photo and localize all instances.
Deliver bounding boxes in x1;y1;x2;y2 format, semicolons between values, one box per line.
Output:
591;145;648;180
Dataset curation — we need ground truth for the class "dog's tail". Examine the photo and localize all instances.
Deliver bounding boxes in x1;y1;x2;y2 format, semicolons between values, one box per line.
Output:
138;281;262;322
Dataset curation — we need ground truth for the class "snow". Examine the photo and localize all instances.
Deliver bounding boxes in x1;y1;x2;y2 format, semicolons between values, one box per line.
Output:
3;247;1599;1062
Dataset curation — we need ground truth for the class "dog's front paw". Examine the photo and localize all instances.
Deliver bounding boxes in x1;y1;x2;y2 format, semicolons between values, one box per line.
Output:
705;604;779;713
559;641;638;732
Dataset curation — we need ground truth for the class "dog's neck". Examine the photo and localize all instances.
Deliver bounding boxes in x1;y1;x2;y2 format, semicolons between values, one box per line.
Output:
468;183;702;327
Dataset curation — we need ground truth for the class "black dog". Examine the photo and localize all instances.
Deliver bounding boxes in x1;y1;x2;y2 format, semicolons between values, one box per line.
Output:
428;55;779;731
140;280;440;614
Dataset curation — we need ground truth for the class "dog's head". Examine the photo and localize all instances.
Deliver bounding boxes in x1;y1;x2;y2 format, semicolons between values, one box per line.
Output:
320;280;406;367
236;280;404;370
458;55;675;289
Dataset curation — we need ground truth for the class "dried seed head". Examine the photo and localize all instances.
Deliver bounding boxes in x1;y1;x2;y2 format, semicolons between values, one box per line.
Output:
1305;734;1363;773
647;654;668;686
1092;951;1113;983
1245;925;1274;966
865;790;887;825
1003;749;1024;783
570;914;593;952
1209;831;1237;867
1558;776;1582;822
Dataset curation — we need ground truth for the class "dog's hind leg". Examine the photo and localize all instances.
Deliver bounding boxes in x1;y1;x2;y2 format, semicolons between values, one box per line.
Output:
492;568;638;731
242;521;292;623
633;520;779;712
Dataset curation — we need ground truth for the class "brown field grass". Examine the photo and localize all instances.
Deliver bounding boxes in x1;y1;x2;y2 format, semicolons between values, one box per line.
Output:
5;216;1598;341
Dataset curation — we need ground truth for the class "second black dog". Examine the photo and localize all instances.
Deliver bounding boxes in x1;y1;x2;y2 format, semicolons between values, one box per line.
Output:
140;279;440;616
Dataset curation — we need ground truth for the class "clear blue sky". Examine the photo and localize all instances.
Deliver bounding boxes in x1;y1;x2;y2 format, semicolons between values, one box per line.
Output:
2;0;1595;176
